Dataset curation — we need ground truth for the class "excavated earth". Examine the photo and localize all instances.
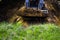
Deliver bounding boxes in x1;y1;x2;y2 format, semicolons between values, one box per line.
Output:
17;6;48;17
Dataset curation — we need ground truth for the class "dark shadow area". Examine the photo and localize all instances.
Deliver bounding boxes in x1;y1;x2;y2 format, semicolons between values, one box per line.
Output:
0;0;25;22
30;0;39;7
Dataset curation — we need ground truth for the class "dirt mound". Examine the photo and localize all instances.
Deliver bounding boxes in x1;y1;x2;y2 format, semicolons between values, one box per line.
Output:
17;6;48;17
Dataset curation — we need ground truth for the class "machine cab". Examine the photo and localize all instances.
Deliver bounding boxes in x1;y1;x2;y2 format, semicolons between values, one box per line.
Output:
25;0;48;14
25;0;45;9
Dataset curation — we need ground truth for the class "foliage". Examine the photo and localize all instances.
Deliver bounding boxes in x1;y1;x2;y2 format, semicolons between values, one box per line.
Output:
0;22;60;40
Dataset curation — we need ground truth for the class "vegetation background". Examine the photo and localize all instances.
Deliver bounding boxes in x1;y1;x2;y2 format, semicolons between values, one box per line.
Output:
0;22;60;40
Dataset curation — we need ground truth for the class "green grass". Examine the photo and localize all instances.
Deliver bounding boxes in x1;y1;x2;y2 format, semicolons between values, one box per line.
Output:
0;22;60;40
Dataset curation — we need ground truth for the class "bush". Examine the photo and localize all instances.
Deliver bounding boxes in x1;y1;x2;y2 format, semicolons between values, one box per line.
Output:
0;22;60;40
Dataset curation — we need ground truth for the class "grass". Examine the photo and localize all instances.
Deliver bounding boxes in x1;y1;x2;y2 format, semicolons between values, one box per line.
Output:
0;22;60;40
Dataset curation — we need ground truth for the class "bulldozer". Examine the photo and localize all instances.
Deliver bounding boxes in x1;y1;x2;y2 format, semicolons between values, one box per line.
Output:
9;0;60;26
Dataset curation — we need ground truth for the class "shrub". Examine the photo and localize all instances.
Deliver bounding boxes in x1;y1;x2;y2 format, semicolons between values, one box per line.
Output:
0;22;60;40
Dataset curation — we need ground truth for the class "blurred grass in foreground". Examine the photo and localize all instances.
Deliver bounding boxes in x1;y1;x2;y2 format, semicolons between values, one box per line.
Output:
0;22;60;40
